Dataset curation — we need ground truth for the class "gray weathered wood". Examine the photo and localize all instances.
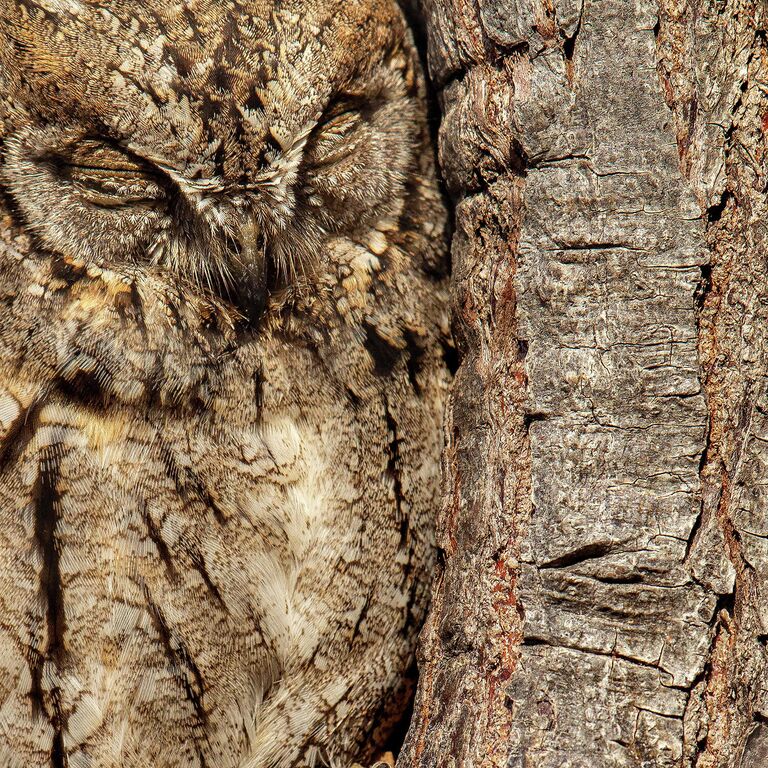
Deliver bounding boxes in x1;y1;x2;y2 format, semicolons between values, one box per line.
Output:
400;0;768;765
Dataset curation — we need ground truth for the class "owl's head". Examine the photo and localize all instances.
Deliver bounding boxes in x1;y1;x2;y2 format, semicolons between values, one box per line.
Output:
0;0;423;319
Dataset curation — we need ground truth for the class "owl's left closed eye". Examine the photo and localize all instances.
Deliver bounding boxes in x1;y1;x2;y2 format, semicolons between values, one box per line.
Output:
54;140;167;206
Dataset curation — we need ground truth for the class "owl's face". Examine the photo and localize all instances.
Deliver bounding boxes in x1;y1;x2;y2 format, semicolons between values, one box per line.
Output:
0;0;418;318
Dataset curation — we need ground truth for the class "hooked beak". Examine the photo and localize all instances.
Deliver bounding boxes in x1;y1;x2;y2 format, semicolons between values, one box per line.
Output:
230;219;268;323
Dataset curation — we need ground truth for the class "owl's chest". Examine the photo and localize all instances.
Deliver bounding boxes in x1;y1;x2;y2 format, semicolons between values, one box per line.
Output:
0;375;391;763
12;381;366;599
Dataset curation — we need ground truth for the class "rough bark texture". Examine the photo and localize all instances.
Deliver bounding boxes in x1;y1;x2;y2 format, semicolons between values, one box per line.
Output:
400;0;768;766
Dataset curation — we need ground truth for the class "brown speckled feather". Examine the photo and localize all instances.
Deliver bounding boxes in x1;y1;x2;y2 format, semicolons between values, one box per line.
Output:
0;1;449;765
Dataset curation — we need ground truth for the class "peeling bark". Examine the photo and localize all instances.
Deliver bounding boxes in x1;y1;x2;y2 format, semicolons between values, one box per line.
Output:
400;0;768;765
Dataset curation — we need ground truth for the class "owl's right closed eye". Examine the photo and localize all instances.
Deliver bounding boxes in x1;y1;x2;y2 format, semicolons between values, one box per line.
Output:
0;1;449;767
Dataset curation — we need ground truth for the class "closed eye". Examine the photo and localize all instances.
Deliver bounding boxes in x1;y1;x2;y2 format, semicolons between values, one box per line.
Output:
52;139;167;208
302;97;370;170
313;92;373;138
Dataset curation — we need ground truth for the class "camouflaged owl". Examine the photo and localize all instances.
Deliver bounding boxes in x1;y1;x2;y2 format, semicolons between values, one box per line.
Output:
0;0;449;766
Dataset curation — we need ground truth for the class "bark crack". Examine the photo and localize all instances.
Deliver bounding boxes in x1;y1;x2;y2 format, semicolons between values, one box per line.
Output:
538;542;612;570
523;635;676;680
562;0;584;86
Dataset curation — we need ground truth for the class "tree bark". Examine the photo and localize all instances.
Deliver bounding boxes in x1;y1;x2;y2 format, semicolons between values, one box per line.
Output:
399;1;768;766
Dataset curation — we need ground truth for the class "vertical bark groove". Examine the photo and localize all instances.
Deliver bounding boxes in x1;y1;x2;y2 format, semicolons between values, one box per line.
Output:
398;5;533;760
657;1;768;764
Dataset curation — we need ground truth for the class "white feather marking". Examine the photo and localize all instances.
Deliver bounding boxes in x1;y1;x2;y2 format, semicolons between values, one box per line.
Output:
0;392;20;436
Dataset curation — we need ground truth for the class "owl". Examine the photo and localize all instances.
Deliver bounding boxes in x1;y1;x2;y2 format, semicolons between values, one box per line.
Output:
0;1;449;766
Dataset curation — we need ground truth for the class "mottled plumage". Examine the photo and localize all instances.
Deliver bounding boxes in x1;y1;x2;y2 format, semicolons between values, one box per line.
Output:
0;1;449;766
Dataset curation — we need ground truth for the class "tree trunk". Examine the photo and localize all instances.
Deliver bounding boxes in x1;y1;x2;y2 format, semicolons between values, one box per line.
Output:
399;1;768;766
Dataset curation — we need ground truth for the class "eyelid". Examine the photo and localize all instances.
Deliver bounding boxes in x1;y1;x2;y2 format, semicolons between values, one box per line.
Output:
320;94;366;125
58;139;152;171
63;162;150;175
53;139;167;203
320;112;360;137
55;140;162;184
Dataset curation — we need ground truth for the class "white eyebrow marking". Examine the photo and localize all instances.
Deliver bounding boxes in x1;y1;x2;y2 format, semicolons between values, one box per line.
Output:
39;0;86;14
162;168;225;195
120;140;227;197
248;122;316;199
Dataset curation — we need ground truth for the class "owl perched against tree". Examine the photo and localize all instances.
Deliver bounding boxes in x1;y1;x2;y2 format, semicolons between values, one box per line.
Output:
0;0;449;765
